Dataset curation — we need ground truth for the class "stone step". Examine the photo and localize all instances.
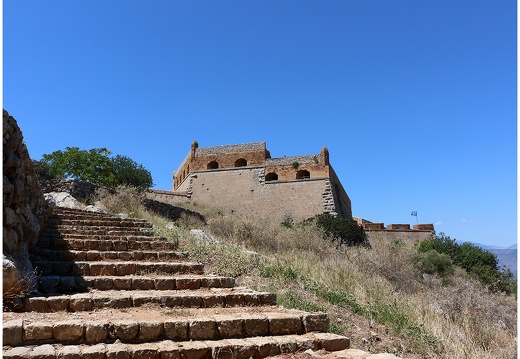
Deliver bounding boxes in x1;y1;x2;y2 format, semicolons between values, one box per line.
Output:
2;332;350;358
35;237;176;251
47;220;153;230
41;226;155;236
22;288;277;312
37;274;236;293
3;306;330;347
33;260;204;277
30;249;188;262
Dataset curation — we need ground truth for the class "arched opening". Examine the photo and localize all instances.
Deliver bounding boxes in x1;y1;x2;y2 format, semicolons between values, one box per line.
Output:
207;161;219;170
265;172;278;181
235;158;247;167
296;170;310;179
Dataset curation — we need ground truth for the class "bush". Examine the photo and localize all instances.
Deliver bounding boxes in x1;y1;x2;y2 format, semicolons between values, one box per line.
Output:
415;249;454;277
306;213;370;247
416;233;516;294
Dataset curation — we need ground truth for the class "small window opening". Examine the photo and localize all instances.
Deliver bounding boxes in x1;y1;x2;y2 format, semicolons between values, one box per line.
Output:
235;158;247;167
296;170;310;179
207;161;219;169
265;172;278;181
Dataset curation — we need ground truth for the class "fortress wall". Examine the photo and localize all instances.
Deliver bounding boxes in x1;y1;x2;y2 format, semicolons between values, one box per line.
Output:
185;167;334;222
365;230;434;243
328;166;352;218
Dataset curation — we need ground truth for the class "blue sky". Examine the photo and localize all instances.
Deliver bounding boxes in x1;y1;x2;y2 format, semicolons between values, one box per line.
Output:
3;1;517;247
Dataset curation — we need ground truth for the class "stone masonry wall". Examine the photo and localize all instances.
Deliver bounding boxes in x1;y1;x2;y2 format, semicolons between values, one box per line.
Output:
365;230;434;243
177;167;335;222
3;109;50;295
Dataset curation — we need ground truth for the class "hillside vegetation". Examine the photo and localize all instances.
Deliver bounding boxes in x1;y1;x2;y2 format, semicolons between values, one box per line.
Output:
97;187;517;359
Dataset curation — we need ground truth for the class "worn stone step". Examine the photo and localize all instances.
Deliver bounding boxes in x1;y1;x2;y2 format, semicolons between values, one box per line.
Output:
35;237;176;251
37;274;236;293
31;249;188;262
49;216;152;227
33;260;204;277
3;306;330;346
22;288;277;312
2;332;349;358
41;226;155;236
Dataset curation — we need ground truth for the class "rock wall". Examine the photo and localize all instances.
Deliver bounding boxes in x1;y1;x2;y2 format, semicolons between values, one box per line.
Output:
40;178;100;202
3;109;49;297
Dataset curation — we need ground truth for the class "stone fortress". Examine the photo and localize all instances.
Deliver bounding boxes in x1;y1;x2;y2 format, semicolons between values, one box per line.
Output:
147;140;434;240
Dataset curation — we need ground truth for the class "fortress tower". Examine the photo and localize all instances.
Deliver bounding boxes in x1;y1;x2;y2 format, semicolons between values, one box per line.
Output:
171;141;352;222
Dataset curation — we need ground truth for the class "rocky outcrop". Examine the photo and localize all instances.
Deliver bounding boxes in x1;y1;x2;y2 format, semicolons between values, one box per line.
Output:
3;109;49;297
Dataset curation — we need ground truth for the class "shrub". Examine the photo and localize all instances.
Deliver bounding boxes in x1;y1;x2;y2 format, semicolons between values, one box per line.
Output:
306;213;370;247
415;249;454;277
416;233;516;294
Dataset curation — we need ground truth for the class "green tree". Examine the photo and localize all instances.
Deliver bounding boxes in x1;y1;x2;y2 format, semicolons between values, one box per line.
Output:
111;155;153;188
42;147;115;186
39;147;153;188
307;213;370;247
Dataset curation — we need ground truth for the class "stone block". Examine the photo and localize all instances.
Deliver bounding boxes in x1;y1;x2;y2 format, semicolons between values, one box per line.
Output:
27;344;56;358
110;321;139;341
244;316;269;337
386;224;410;230
413;224;435;231
113;278;132;290
93;277;114;290
138;321;164;341
303;312;329;332
129;343;160;359
47;297;70;311
154;278;175;290
24;321;53;341
57;345;82;359
175;278;200;290
318;333;350;351
53;322;84;343
3;319;23;346
163;320;188;340
188;319;217;340
132;278;155;290
106;343;130;359
268;314;303;335
3;346;32;359
80;344;107;359
202;294;225;307
116;263;136;276
225;294;245;307
177;341;210;359
89;263;116;276
85;323;108;343
69;296;93;312
216;317;244;338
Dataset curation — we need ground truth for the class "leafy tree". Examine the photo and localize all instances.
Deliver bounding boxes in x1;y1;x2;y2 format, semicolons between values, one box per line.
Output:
306;213;370;247
111;155;153;188
39;147;153;189
32;159;53;180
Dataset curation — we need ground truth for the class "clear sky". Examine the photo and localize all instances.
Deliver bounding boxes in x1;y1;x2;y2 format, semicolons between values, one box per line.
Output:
3;1;517;247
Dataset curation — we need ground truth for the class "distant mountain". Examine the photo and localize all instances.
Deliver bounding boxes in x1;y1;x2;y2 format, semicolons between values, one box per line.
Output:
487;247;517;275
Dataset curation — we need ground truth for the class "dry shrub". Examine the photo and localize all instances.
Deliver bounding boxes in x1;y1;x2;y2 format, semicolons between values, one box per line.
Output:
96;185;145;216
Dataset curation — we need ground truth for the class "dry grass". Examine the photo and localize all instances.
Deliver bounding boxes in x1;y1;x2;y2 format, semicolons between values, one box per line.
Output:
97;191;517;359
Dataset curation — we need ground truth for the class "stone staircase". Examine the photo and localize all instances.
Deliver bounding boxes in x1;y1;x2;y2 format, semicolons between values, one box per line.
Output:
3;207;350;358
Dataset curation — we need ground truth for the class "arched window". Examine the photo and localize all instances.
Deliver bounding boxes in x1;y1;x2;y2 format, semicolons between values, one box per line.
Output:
235;158;247;167
207;161;219;169
265;172;278;181
296;170;310;179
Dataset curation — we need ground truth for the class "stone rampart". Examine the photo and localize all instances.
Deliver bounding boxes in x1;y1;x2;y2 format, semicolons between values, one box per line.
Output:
175;167;337;222
3;109;50;296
